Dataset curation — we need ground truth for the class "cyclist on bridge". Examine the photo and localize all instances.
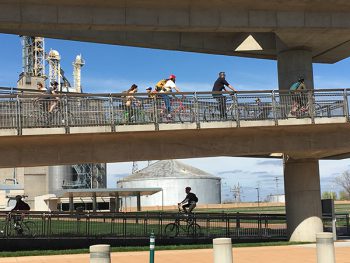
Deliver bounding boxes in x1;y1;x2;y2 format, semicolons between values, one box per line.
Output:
212;72;237;119
178;187;198;214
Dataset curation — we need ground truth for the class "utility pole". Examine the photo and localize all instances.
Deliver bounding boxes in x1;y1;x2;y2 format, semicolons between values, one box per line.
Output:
274;176;280;195
255;184;260;207
132;161;139;174
230;183;242;203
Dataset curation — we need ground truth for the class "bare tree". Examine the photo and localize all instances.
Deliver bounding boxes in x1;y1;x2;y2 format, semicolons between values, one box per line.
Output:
335;171;350;200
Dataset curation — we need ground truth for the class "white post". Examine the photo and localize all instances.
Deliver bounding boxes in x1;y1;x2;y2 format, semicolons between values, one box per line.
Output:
316;232;335;263
90;244;111;263
213;238;233;263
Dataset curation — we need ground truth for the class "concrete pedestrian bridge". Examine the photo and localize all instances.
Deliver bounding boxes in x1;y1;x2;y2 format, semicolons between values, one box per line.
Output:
0;89;349;167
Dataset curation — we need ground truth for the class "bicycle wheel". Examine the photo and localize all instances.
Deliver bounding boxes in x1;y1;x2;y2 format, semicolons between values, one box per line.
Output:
187;223;201;237
21;221;37;237
164;223;179;238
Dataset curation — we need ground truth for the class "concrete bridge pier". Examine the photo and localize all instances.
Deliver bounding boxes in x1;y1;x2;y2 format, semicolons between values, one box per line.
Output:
278;49;322;242
283;158;323;241
277;49;314;90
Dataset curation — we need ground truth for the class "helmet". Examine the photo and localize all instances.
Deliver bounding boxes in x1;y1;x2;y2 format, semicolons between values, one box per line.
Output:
51;81;58;86
298;77;305;82
219;72;226;78
185;187;191;191
169;74;176;80
15;195;22;201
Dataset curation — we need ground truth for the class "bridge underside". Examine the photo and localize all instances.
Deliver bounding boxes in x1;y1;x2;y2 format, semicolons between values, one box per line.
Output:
0;122;349;168
1;0;350;63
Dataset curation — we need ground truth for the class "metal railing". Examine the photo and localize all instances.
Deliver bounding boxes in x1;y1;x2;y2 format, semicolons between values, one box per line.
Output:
1;211;348;240
323;213;350;236
0;211;287;240
0;89;349;133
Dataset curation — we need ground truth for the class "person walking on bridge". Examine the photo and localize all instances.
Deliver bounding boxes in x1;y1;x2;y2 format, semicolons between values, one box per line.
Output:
212;72;237;119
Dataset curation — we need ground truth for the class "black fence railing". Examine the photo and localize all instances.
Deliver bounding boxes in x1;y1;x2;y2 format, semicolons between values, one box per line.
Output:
0;211;287;240
323;213;350;237
1;211;349;242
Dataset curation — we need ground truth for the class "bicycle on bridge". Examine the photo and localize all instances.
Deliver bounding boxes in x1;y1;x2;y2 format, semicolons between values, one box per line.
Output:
164;204;201;238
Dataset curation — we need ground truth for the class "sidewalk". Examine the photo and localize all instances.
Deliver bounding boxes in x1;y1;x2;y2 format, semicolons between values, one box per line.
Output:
0;243;350;263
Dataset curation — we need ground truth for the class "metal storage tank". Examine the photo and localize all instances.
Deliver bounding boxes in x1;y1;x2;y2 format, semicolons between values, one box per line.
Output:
48;165;73;194
117;160;221;208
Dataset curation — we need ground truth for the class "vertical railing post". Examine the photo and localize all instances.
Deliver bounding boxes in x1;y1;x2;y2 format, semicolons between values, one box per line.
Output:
236;212;240;238
154;95;159;131
16;95;22;135
308;90;315;123
271;90;278;126
194;92;200;129
225;213;230;237
233;92;240;127
343;89;349;122
109;94;115;132
149;231;155;263
64;95;70;134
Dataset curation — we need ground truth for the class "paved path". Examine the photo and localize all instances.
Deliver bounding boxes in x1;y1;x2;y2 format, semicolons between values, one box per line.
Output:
1;243;350;263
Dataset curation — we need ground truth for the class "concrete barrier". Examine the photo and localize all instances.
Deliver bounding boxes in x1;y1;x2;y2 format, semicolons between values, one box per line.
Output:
90;244;111;263
316;232;335;263
213;238;233;263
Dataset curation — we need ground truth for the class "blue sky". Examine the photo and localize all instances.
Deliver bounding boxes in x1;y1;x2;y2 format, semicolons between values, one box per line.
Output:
1;33;350;202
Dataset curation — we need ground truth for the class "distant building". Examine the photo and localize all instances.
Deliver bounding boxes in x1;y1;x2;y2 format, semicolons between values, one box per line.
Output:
117;160;221;209
266;194;285;203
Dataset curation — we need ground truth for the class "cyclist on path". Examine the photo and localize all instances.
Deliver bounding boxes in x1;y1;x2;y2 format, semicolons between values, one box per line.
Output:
178;187;198;214
11;195;30;211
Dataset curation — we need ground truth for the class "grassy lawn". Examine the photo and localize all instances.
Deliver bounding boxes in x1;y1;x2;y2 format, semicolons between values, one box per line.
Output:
0;241;309;257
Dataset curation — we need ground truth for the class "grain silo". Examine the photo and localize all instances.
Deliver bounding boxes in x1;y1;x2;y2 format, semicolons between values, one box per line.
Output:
117;160;221;208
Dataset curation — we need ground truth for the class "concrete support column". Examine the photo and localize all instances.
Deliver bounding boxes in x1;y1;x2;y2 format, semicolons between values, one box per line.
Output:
277;49;314;90
92;193;97;213
284;158;323;241
69;194;74;212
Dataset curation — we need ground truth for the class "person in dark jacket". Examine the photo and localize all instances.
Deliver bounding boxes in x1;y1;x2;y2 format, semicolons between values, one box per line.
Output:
212;72;237;119
178;187;198;213
11;195;30;211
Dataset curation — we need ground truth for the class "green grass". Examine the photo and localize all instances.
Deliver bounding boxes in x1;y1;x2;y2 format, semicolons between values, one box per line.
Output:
0;241;310;257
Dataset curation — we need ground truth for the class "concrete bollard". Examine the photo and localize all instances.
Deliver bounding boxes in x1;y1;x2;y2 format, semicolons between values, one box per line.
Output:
316;232;335;263
90;244;111;263
213;238;233;263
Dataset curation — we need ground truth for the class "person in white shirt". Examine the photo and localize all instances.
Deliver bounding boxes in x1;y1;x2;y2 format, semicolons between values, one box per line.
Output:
161;74;181;117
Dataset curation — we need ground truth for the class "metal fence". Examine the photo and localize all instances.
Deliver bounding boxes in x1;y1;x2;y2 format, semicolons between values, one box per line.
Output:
0;89;349;132
1;211;349;240
0;211;287;240
323;213;350;237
